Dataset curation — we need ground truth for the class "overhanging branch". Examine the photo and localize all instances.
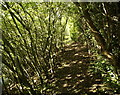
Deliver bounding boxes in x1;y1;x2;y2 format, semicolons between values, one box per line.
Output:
73;2;119;67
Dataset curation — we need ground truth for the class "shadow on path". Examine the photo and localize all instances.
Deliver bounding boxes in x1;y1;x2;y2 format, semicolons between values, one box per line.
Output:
52;42;104;94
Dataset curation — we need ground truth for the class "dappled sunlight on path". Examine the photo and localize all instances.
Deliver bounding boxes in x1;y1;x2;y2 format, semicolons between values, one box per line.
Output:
52;42;105;94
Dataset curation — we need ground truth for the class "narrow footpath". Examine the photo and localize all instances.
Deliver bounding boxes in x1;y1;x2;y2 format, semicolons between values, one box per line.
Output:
51;42;106;94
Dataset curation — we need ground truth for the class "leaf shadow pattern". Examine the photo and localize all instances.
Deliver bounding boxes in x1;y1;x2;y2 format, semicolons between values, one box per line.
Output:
51;42;105;94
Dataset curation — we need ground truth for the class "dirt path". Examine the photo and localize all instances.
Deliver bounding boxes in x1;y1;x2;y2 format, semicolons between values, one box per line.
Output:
52;42;105;94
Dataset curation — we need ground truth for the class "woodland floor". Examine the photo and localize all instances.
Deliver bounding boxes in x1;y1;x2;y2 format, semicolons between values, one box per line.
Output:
5;42;119;95
49;42;111;95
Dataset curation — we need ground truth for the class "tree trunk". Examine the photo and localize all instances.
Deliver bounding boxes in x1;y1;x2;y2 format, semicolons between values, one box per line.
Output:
74;2;120;73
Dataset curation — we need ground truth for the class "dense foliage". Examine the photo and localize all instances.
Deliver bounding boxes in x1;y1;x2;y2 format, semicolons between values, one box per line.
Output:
1;2;120;95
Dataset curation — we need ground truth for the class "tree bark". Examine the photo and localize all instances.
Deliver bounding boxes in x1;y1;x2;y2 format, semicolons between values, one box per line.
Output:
74;2;120;72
